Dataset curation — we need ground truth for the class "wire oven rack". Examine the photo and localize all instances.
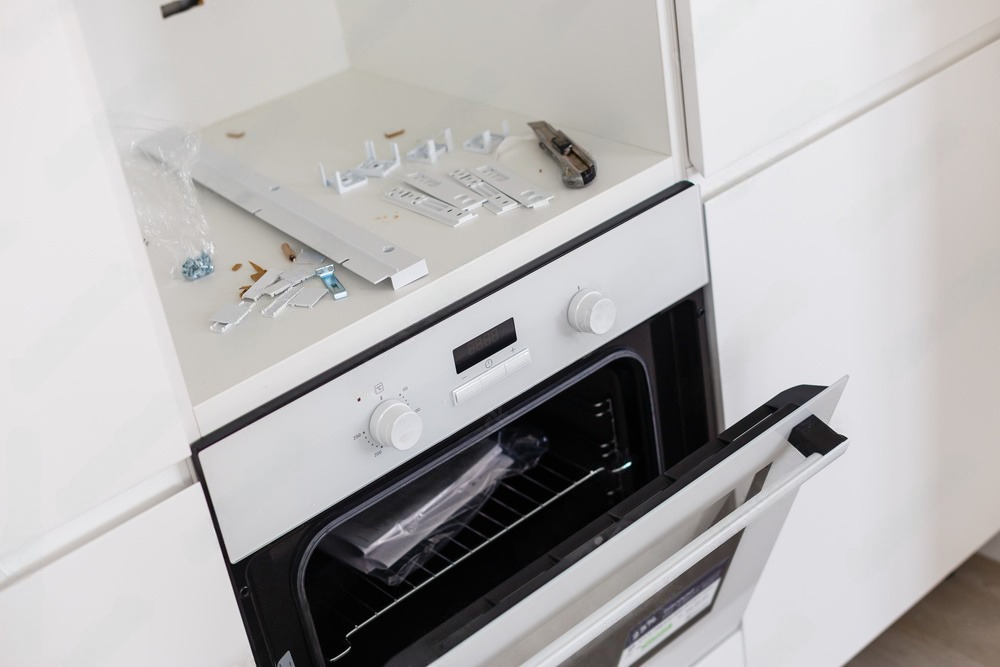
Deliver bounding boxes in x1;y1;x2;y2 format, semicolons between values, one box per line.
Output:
325;450;606;661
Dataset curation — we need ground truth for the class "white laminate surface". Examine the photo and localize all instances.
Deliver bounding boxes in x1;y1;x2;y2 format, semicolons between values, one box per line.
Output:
0;485;253;667
705;39;1000;667
676;0;1000;174
0;3;194;560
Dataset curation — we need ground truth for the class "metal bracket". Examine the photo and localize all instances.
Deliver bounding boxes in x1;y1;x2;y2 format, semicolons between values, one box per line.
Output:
290;284;329;308
209;299;256;334
240;269;281;301
315;263;348;300
473;164;554;208
403;170;485;212
406;128;454;164
383;186;478;227
463;120;510;154
450;169;519;215
261;284;303;318
141;130;427;290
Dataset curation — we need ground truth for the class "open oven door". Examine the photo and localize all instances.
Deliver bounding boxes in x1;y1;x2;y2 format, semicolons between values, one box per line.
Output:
415;376;849;667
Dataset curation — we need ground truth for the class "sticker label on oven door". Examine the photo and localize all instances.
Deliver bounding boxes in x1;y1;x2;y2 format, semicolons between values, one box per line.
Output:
618;563;726;667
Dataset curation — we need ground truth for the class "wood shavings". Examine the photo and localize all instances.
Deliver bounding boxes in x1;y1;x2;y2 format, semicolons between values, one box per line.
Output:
249;261;266;282
226;131;246;139
384;129;405;139
231;263;243;271
281;243;296;261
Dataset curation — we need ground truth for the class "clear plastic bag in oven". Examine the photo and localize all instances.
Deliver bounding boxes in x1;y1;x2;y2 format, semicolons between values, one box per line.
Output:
323;428;548;586
113;116;214;280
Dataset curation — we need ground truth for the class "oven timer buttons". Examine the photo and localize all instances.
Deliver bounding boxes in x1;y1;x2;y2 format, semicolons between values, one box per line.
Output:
568;289;617;335
452;349;532;405
368;399;423;451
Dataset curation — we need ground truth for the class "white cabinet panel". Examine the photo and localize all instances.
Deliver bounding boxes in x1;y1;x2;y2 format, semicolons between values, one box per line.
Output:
704;40;1000;667
676;0;1000;174
74;0;348;126
0;6;193;557
684;631;745;667
0;485;252;667
339;0;672;155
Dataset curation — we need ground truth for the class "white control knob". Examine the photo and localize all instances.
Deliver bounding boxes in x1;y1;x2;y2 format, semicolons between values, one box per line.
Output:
369;399;423;451
568;289;617;335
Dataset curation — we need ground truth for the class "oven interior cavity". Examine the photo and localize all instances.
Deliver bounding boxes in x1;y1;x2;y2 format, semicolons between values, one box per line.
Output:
301;354;663;665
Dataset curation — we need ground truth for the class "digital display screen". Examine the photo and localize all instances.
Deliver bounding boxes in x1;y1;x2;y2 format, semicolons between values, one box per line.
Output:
453;318;517;373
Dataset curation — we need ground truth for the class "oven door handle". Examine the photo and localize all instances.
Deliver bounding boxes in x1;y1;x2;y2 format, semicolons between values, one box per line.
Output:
524;434;849;667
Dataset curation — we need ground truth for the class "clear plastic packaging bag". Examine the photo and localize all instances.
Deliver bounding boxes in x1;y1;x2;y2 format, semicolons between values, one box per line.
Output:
323;428;548;585
114;116;214;280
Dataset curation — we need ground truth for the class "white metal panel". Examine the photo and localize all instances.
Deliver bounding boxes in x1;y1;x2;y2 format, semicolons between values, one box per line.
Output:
0;485;253;667
676;0;1000;174
0;4;194;558
72;0;349;126
337;0;672;155
705;40;1000;667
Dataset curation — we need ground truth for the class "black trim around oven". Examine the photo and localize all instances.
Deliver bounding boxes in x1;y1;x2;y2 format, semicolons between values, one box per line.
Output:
191;180;695;455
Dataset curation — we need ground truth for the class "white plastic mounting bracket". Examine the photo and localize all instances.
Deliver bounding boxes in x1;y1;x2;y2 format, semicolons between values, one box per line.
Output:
473;164;554;209
319;163;368;194
463;120;510;154
355;141;402;178
383;186;478;227
450;168;519;215
403;170;485;212
406;128;454;164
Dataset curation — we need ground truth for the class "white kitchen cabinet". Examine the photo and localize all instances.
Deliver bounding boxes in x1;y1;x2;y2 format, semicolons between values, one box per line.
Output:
675;0;1000;174
704;37;1000;667
0;4;194;562
0;484;253;667
65;0;685;435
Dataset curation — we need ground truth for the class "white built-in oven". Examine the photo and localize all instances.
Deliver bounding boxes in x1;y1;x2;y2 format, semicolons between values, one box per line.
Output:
193;183;848;667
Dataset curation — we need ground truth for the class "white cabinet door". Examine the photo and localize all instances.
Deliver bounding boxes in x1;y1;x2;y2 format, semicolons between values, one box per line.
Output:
704;40;1000;667
0;484;252;667
675;0;1000;174
681;631;744;667
0;6;194;558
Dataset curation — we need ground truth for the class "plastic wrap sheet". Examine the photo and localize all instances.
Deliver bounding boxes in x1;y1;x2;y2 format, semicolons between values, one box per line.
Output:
324;428;548;585
114;117;214;280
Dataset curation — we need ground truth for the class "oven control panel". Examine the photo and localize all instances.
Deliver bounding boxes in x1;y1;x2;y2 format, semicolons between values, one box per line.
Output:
199;185;708;563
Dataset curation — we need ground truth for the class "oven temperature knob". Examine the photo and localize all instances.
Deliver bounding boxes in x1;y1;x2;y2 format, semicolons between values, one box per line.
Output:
369;399;423;451
568;289;617;335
